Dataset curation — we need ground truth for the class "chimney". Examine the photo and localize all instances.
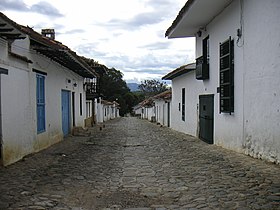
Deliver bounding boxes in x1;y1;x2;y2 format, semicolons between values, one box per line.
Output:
41;29;55;40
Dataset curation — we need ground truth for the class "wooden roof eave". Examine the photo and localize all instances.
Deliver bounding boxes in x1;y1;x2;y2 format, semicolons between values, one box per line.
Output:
0;20;26;40
32;45;96;78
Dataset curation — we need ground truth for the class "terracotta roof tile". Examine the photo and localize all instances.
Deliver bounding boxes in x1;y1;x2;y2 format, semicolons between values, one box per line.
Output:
153;90;172;100
0;12;97;78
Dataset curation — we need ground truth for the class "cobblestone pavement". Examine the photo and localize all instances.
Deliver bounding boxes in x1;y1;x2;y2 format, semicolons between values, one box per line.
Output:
0;117;280;210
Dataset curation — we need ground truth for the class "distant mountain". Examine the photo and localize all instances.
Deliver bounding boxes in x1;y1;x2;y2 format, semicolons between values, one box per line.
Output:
127;83;140;92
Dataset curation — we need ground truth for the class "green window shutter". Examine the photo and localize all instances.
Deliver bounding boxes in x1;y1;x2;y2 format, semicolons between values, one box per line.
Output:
219;37;234;114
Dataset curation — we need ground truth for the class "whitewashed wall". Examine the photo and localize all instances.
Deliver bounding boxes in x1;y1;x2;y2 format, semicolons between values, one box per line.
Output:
242;0;280;163
103;105;109;122
171;71;203;136
134;107;142;116
1;36;87;165
154;100;171;126
194;0;280;163
144;107;155;121
1;40;34;165
96;98;103;123
195;0;244;151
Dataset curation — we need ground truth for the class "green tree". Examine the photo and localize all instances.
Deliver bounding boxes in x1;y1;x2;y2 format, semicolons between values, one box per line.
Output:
80;56;140;116
99;68;130;116
138;79;168;97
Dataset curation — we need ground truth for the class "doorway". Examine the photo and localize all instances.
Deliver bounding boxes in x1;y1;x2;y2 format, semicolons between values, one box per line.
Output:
61;90;71;136
199;94;214;144
167;102;170;127
72;92;75;127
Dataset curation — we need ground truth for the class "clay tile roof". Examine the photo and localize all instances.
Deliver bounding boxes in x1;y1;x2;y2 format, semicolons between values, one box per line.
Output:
102;100;114;105
141;98;154;108
0;12;97;78
162;63;196;80
153;90;172;101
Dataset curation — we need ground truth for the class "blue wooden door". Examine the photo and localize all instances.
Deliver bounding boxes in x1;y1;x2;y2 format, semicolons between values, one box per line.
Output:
61;90;71;136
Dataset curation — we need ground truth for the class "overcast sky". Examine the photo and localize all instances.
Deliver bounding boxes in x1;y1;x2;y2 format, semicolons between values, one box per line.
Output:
1;0;195;83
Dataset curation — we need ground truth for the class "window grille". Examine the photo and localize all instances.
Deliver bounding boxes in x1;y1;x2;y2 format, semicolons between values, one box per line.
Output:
219;37;234;114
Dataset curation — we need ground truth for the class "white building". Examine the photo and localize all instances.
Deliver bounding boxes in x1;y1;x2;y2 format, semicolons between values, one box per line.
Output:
141;98;155;121
163;64;201;133
0;13;98;166
95;99;120;123
153;90;172;127
133;104;143;117
165;0;280;163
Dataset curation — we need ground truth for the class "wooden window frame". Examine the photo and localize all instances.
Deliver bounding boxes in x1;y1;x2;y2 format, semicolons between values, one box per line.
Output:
196;36;209;80
219;37;234;114
182;88;185;121
36;74;46;133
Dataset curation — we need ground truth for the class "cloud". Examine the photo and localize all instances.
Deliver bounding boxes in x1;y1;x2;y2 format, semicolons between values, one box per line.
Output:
0;0;63;18
140;42;171;50
95;52;190;78
0;0;28;11
75;43;107;59
103;11;167;31
30;1;63;17
63;29;85;35
99;0;184;33
128;12;164;27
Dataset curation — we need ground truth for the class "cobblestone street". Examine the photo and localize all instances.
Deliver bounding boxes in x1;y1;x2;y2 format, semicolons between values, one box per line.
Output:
0;117;280;210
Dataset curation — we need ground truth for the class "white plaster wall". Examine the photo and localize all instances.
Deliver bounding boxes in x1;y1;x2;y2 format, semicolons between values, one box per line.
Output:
147;107;155;121
110;106;114;119
155;101;163;125
86;100;92;118
96;99;103;123
193;0;280;163
134;107;142;115
116;109;120;118
163;101;171;126
31;51;86;133
1;36;88;165
1;65;34;165
195;0;244;151
143;108;147;119
102;105;113;122
154;100;170;126
171;71;203;136
143;107;153;121
242;0;280;163
1;37;35;165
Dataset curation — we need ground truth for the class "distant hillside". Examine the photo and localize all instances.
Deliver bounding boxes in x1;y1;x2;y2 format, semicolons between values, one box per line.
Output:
127;83;140;92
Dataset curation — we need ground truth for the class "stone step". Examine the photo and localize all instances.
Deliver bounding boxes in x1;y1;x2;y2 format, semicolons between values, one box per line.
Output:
72;126;91;137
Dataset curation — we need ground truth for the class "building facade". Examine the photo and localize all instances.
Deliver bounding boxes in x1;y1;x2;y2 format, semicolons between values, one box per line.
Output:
0;13;97;165
165;0;280;163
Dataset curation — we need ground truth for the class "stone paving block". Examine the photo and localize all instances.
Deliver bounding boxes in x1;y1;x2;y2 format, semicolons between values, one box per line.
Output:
0;117;280;209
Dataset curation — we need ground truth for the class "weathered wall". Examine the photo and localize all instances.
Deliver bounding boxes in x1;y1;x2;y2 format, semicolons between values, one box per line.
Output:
154;99;171;126
199;0;244;151
1;37;35;165
134;107;142;116
171;71;203;136
194;0;280;163
242;0;280;163
1;36;87;165
95;98;103;124
144;107;155;121
155;100;164;125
